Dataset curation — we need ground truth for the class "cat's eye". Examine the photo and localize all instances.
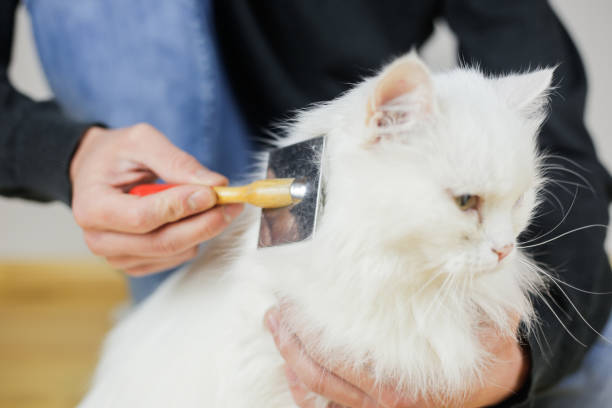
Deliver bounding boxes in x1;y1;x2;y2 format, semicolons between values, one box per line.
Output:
455;194;479;211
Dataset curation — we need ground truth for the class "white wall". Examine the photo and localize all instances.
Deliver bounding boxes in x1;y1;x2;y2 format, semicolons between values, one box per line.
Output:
1;1;611;258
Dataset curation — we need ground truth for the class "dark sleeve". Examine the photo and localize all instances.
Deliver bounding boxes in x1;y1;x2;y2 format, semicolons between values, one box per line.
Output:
443;1;612;406
0;0;95;205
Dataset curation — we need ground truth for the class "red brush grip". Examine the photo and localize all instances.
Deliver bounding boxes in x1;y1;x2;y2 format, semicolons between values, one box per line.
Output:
129;184;178;197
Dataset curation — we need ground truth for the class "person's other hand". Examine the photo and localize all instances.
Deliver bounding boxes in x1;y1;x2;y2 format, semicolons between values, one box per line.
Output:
264;304;529;408
70;124;243;276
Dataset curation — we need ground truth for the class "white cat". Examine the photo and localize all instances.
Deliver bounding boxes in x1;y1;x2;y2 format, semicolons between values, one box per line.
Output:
79;52;552;407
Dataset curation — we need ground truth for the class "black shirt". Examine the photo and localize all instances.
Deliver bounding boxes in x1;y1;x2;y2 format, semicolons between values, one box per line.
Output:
0;0;91;205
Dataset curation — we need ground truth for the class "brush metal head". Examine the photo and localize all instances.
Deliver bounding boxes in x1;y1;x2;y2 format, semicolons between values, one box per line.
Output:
258;136;326;248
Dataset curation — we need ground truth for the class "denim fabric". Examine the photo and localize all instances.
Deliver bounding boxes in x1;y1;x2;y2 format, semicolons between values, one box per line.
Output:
533;313;612;407
25;0;252;303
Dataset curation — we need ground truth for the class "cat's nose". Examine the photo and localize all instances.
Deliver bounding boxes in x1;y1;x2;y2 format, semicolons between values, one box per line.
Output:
492;244;514;262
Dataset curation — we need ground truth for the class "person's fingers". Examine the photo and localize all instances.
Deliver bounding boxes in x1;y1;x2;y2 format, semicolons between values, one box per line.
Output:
106;246;200;270
285;366;351;408
125;123;228;186
264;309;378;408
464;334;528;408
285;366;318;408
271;305;419;408
74;184;219;233
83;204;244;257
301;356;413;408
285;367;331;408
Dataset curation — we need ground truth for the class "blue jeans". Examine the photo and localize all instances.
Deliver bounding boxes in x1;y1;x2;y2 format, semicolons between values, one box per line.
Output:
25;0;252;302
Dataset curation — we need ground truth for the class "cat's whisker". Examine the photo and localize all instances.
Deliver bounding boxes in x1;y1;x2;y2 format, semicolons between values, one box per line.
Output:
519;258;612;295
413;268;447;297
468;268;475;299
459;273;467;302
461;270;473;303
539;160;589;172
519;258;612;346
526;206;556;221
516;224;608;249
540;165;594;193
520;259;612;345
547;178;590;192
542;175;574;196
441;272;460;309
421;281;446;319
536;291;587;347
540;153;590;174
518;187;577;245
546;278;611;345
539;187;565;214
529;314;553;364
519;259;573;320
422;271;455;320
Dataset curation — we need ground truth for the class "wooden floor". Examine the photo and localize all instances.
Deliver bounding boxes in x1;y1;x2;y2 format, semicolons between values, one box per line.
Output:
0;261;128;408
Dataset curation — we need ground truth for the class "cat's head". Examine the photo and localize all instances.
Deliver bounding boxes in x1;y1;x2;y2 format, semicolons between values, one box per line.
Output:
305;52;552;281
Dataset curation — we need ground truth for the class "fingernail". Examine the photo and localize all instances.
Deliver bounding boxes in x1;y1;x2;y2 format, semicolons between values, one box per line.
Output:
284;366;299;387
221;204;244;223
193;170;228;186
188;189;213;211
264;308;280;334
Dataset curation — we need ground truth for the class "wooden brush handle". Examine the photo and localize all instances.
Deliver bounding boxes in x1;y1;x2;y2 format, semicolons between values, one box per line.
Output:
213;179;297;207
129;178;297;208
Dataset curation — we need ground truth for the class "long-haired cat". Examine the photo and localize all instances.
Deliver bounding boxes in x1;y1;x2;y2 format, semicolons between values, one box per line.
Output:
79;52;552;407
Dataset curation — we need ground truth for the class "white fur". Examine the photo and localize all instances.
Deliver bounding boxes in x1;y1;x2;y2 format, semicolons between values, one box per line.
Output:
79;54;552;407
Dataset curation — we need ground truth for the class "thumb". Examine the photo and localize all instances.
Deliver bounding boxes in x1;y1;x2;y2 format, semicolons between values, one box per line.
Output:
130;124;228;186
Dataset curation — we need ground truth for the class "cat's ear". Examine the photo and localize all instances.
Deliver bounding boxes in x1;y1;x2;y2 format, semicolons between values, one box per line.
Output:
493;68;555;114
366;52;434;142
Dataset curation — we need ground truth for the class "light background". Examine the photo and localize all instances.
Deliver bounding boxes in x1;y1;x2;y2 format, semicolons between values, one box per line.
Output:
1;1;611;259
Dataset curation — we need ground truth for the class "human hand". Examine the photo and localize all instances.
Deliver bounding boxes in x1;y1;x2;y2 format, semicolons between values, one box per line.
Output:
70;124;243;276
264;305;529;408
